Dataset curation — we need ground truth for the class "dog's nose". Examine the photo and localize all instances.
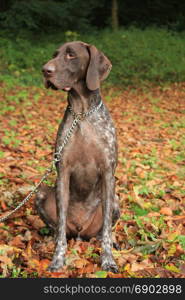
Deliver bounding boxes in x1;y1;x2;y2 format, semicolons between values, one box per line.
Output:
42;63;55;76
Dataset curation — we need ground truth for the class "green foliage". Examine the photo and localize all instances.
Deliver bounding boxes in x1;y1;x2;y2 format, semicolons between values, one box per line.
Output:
132;204;148;216
95;271;107;278
0;0;98;33
119;0;185;31
1;27;185;87
39;227;51;236
178;235;185;250
92;27;185;86
0;151;4;158
11;267;22;278
1;129;21;148
1;0;185;32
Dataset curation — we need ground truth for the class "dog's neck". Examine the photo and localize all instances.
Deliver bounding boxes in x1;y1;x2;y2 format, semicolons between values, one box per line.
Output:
67;80;100;114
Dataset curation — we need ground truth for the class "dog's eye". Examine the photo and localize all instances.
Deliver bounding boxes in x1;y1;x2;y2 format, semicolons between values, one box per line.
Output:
66;53;76;59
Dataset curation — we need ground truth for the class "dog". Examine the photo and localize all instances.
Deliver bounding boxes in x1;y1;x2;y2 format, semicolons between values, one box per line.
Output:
35;41;120;273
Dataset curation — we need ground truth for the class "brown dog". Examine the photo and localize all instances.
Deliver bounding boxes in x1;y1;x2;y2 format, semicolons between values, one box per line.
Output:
35;41;120;272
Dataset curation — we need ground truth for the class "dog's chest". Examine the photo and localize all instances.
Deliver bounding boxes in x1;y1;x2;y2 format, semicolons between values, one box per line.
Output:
64;121;105;168
56;106;117;169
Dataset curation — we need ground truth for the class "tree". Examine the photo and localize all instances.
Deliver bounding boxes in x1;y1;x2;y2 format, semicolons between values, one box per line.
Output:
0;0;11;12
111;0;119;30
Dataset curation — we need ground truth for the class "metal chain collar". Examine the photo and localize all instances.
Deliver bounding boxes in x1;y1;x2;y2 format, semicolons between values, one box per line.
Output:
54;98;103;162
0;98;103;223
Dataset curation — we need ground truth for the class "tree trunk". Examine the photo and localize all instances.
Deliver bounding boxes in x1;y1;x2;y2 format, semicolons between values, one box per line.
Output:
0;0;10;12
111;0;119;31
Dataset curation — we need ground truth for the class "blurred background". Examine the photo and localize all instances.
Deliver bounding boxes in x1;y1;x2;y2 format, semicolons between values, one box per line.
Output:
0;0;185;87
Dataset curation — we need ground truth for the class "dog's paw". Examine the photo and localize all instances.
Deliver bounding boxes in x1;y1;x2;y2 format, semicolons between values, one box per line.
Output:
101;255;118;273
47;256;65;272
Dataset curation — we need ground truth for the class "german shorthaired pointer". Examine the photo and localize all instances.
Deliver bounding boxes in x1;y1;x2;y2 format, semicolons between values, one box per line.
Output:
35;41;120;273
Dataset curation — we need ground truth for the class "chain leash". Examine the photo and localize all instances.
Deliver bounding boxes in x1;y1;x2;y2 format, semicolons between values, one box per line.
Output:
0;99;102;223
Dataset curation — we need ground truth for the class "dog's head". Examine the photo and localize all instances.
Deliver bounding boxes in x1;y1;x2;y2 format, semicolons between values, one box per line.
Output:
42;41;112;91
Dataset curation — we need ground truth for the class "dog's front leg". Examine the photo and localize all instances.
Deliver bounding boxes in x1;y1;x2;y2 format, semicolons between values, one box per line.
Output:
47;167;70;272
101;171;118;273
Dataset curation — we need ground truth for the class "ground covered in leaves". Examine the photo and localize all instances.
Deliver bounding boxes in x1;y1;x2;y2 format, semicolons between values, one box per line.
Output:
0;82;185;278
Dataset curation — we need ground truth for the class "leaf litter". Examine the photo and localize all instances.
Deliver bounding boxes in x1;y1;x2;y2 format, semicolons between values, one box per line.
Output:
0;82;185;277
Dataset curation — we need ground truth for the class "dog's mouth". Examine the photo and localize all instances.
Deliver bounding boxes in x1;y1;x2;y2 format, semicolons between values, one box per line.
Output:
45;80;59;90
63;87;71;91
45;80;71;92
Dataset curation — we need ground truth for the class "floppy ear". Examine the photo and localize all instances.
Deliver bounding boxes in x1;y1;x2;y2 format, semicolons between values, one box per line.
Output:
86;45;112;91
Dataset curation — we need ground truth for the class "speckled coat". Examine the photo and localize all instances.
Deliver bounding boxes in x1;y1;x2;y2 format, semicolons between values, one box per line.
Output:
35;41;120;273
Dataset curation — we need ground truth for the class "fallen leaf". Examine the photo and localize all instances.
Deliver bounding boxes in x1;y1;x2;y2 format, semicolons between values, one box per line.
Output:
1;201;7;211
165;264;180;273
160;207;173;216
73;258;89;269
38;259;50;275
9;236;25;248
131;259;153;272
26;215;45;229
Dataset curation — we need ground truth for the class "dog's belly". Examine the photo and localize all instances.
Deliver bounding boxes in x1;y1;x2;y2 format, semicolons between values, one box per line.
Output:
67;161;102;237
56;127;107;238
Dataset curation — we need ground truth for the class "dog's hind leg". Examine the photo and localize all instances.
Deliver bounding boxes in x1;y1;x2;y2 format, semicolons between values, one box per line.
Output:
35;184;57;232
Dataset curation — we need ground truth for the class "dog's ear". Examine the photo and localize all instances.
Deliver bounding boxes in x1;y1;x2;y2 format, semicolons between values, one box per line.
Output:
86;45;112;91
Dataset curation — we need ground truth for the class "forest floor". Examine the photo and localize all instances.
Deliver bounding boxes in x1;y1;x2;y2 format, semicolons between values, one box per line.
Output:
0;82;185;278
